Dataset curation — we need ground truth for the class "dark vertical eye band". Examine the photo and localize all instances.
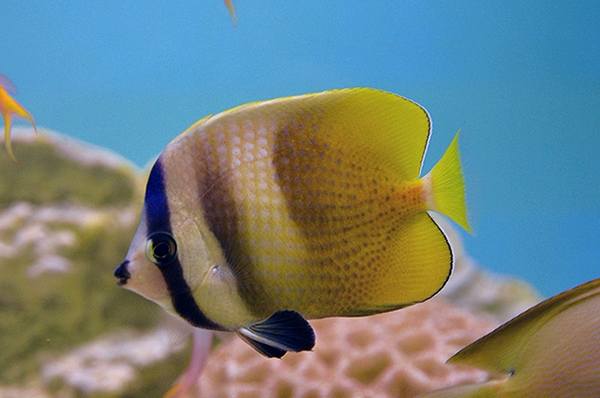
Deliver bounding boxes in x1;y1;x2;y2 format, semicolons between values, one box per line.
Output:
144;158;223;331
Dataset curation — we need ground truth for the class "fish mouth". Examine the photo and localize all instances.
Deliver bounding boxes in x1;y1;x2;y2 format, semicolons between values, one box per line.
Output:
113;260;131;286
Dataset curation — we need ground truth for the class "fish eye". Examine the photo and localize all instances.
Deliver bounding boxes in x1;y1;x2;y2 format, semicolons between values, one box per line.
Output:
146;232;177;266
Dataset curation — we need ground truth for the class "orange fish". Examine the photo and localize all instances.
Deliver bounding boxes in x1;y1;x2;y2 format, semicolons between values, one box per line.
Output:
224;0;237;24
0;75;37;161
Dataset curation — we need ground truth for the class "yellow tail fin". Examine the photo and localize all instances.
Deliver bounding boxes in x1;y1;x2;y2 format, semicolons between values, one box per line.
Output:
425;132;471;232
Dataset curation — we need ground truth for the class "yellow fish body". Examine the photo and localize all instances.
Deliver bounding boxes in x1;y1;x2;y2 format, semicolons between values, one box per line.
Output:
115;88;470;357
0;75;37;161
424;278;600;398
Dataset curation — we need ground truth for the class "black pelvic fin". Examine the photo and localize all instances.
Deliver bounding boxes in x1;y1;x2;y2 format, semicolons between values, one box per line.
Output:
238;310;316;358
237;332;288;358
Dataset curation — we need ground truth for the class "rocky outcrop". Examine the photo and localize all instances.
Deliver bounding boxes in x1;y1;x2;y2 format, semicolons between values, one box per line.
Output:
0;129;188;398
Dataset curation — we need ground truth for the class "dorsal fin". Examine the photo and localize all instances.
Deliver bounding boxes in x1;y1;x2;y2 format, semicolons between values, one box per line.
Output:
449;278;600;374
206;88;432;180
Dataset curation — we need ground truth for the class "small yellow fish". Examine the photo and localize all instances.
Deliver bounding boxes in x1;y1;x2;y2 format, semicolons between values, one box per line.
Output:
0;74;37;161
424;278;600;398
114;88;470;358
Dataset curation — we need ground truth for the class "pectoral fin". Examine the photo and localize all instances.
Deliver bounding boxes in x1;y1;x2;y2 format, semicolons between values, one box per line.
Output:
238;310;315;358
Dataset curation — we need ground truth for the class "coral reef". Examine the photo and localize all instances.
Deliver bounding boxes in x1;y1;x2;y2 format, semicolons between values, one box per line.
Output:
196;300;495;398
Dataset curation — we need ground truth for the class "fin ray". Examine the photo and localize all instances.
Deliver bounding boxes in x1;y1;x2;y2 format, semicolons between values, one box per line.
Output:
237;332;287;358
425;132;470;232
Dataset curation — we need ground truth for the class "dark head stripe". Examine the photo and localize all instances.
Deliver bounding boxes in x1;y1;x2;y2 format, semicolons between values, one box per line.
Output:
146;159;223;330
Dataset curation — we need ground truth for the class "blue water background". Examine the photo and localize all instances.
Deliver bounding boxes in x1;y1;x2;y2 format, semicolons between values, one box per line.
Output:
3;1;599;296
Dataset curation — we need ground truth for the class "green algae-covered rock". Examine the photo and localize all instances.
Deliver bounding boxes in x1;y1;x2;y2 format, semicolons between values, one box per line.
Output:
0;129;189;398
0;130;138;208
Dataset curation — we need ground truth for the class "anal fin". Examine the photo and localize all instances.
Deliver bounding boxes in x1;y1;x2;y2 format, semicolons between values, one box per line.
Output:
238;310;315;358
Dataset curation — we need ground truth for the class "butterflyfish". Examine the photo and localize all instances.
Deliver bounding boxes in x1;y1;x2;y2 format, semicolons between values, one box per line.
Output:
114;88;470;358
424;277;600;398
0;74;37;162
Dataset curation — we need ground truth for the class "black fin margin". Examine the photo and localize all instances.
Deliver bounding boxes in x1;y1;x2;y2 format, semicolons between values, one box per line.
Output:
238;310;315;358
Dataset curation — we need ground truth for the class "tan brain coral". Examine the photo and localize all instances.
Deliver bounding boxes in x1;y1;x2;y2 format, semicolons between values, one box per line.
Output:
195;300;495;398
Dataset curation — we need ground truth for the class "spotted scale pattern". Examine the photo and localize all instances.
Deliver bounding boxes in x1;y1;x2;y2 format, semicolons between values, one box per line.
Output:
193;105;431;319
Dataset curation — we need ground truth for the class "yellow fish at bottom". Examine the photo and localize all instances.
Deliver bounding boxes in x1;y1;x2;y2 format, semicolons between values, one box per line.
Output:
115;88;470;359
423;277;600;398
